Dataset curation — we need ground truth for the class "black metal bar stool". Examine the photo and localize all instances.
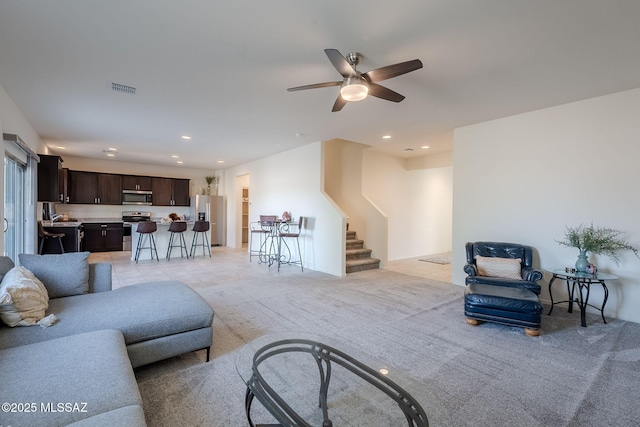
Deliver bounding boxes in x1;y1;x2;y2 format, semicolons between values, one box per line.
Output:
190;220;211;257
249;215;277;263
277;216;304;271
38;221;64;254
166;221;189;260
134;221;159;263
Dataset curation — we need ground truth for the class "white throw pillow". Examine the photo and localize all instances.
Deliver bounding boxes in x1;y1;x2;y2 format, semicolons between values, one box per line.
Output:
0;266;56;327
475;255;523;280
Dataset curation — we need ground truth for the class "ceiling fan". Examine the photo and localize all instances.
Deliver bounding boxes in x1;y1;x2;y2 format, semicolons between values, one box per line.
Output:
287;49;423;112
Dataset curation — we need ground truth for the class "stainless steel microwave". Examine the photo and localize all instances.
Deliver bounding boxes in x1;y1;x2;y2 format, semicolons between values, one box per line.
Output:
122;190;152;205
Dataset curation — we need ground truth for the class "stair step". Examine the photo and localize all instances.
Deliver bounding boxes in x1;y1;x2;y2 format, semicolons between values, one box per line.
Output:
346;248;372;260
346;258;381;274
346;239;364;250
346;230;356;239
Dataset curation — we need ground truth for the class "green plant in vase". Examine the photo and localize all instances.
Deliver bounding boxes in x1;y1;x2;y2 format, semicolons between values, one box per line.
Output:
205;175;217;195
556;223;639;272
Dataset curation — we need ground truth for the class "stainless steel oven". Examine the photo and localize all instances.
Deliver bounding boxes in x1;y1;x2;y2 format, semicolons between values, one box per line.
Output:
122;211;152;251
122;190;152;205
122;223;132;251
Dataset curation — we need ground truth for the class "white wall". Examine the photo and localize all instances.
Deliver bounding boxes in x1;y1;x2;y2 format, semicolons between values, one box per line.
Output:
453;88;640;323
363;150;453;260
224;141;344;276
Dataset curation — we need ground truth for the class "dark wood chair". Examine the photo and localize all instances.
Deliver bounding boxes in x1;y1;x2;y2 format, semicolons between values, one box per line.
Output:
38;221;64;254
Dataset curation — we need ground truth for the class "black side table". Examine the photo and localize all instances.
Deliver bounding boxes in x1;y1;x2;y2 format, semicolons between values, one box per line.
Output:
546;270;617;327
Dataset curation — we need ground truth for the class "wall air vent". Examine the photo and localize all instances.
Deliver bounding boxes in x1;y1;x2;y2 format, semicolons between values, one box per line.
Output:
109;81;137;95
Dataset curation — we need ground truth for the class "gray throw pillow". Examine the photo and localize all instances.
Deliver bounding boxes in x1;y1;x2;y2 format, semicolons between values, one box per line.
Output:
0;256;16;281
18;252;90;299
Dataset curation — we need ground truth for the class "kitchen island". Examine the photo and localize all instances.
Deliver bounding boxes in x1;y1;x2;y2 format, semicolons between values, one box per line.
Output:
130;221;198;261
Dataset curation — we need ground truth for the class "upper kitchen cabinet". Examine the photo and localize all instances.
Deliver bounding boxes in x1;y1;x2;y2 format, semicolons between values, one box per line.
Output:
152;177;190;206
172;179;190;206
68;171;122;204
37;154;63;202
122;175;152;191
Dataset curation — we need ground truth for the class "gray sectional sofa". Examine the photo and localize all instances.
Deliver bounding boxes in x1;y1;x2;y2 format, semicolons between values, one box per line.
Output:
0;253;215;427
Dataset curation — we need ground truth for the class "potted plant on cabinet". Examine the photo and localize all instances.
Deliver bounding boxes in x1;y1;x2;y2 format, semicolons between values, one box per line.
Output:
556;223;639;272
205;175;217;195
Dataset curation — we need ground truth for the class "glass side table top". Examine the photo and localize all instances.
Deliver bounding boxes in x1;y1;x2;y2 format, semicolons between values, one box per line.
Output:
545;269;618;281
235;332;450;427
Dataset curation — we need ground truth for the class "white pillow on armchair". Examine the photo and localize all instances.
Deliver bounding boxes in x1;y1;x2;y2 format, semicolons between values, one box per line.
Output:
475;255;523;280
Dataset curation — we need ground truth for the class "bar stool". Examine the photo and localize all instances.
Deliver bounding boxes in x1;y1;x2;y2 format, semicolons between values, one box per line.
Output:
38;221;65;254
249;215;277;263
166;221;189;260
277;216;304;271
190;220;211;257
134;221;159;263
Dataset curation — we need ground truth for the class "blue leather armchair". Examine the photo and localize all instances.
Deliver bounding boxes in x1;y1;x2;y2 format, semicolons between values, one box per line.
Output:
464;241;542;294
463;242;544;336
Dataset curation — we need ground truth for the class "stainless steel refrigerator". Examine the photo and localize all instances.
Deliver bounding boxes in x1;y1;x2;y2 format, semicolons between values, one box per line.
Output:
190;195;224;246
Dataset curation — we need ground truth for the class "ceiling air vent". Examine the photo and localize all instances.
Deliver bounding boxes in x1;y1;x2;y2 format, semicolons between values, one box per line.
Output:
109;81;137;95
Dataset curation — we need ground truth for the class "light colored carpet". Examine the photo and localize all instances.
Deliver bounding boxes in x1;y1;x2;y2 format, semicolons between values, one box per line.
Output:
419;252;452;265
134;266;640;427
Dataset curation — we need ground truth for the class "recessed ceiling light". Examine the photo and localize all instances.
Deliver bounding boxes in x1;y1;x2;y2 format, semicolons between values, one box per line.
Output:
171;155;179;158
379;368;389;375
176;161;184;164
382;135;391;139
181;136;191;140
421;145;430;149
106;153;115;157
56;146;66;150
108;147;117;151
217;160;224;163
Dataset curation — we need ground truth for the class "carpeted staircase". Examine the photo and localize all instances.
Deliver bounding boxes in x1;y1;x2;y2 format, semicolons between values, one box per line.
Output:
346;230;380;273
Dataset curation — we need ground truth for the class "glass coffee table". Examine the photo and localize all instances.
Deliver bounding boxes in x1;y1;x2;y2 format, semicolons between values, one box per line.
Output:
236;332;448;427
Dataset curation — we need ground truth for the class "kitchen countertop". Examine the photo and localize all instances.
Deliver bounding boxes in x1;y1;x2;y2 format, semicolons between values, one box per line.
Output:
43;218;195;227
42;218;124;227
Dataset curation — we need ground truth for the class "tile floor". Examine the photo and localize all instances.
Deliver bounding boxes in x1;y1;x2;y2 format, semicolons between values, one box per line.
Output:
88;248;452;289
386;255;452;282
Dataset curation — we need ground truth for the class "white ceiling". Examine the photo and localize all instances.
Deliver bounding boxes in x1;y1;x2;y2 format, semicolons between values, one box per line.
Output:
1;0;640;170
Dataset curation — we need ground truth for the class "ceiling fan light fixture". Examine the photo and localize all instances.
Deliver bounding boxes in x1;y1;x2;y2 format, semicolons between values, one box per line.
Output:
340;77;369;102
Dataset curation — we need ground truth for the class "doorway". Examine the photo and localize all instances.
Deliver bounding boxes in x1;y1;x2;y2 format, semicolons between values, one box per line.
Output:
235;174;250;249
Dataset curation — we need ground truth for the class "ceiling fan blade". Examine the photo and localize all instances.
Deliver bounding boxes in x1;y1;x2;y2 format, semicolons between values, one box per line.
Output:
364;59;423;83
332;95;348;112
368;83;405;103
287;81;342;92
325;49;357;78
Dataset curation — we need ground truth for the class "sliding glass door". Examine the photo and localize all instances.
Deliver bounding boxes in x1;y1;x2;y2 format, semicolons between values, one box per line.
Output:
4;155;26;261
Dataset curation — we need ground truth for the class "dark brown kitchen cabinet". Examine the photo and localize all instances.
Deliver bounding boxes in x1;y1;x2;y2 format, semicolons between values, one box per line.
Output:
172;179;190;206
151;177;172;206
151;178;190;206
68;171;122;204
82;223;124;252
37;154;63;202
122;175;152;191
59;168;68;203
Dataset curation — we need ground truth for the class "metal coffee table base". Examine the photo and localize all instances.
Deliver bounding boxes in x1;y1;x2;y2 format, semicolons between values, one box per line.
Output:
243;338;428;427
